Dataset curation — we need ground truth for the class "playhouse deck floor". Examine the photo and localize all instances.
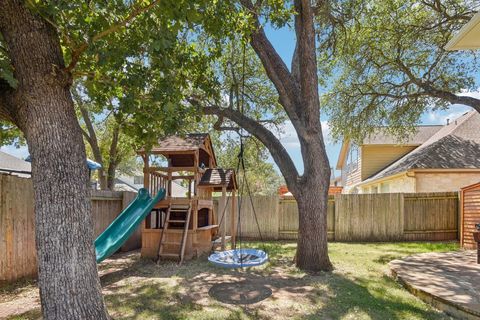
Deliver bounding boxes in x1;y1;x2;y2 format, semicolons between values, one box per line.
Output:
390;250;480;319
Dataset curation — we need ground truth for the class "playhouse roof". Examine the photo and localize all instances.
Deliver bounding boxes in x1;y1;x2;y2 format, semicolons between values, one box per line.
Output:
151;133;210;152
198;168;237;191
138;133;217;166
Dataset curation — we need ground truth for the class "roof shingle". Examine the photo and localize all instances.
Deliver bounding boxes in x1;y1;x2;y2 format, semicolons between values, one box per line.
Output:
198;168;236;191
363;111;480;182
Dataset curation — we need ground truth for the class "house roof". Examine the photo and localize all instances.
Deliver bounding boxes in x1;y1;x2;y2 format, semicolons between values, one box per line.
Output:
445;11;480;50
362;111;480;183
0;151;31;177
198;168;237;191
336;125;442;169
363;125;442;145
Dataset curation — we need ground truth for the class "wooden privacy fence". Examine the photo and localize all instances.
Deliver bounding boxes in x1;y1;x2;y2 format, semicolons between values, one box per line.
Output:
0;174;138;282
215;192;459;242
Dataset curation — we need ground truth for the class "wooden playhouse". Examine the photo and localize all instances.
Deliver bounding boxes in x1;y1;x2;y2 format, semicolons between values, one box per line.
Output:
138;133;237;263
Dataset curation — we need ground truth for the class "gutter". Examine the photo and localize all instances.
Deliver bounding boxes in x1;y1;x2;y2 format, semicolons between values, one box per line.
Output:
445;11;480;50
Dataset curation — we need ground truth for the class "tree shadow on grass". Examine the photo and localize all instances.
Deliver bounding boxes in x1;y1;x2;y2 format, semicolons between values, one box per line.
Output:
5;309;42;320
97;243;457;319
303;273;448;320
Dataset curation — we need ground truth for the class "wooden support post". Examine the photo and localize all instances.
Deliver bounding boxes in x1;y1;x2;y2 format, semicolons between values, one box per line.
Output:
194;150;199;197
192;203;198;230
143;154;150;192
167;171;172;198
142;154;150;233
221;186;227;251
231;189;236;249
188;178;192;199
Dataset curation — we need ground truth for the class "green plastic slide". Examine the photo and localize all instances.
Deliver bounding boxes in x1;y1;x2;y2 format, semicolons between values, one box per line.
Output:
95;188;166;263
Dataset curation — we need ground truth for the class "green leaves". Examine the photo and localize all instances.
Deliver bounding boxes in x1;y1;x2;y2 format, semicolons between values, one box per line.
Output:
320;0;480;142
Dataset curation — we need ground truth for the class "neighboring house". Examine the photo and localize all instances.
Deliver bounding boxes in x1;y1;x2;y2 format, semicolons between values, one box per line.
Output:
114;174;145;192
337;111;480;194
445;11;480;50
0;151;31;178
115;173;189;197
278;168;343;197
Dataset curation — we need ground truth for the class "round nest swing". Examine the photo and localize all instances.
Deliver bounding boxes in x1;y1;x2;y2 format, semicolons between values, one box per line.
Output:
208;248;268;268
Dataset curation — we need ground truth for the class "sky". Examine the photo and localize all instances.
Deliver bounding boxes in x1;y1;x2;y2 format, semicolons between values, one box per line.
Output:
0;23;476;178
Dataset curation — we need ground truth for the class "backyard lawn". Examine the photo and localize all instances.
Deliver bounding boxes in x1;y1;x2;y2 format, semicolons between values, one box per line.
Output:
1;242;459;320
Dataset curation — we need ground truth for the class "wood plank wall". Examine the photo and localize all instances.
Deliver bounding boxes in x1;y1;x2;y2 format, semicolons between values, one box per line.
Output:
404;193;458;241
0;175;36;282
334;193;404;241
461;185;480;249
0;174;138;282
215;192;459;243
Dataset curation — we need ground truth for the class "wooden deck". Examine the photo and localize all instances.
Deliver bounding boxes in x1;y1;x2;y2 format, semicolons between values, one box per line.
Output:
390;250;480;319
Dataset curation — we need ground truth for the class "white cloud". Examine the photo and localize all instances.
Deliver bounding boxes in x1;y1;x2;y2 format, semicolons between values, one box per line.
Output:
424;88;479;125
458;89;480;99
278;120;331;149
425;105;473;125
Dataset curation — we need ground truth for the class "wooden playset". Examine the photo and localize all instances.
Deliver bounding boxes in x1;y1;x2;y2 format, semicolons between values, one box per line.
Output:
137;133;237;263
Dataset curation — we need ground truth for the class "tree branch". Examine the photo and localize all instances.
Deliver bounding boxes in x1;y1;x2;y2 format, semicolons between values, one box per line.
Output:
65;0;161;72
77;102;104;164
192;98;300;189
395;58;480;113
239;0;302;122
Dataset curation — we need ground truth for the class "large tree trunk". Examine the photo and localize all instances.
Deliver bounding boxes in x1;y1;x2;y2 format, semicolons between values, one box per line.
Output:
293;161;332;271
0;1;109;319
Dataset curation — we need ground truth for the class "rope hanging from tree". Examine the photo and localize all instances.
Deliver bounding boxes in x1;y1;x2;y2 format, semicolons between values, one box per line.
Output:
208;41;268;268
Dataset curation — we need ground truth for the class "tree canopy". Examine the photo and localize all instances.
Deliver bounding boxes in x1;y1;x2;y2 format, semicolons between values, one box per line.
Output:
321;0;480;143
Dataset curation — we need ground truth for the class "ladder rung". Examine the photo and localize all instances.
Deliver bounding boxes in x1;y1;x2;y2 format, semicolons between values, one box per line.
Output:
162;241;180;246
168;219;186;223
160;253;180;258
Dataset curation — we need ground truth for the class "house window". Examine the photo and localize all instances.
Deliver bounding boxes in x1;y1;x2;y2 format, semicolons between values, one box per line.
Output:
371;185;378;193
346;144;359;173
380;182;390;193
134;176;143;185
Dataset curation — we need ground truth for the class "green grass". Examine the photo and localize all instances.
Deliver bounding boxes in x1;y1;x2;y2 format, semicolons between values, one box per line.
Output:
5;241;459;320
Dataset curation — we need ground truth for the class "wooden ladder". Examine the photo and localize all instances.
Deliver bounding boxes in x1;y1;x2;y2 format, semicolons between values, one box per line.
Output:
157;205;191;265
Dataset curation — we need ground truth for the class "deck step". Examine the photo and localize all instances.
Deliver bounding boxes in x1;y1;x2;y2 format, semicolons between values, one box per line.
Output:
168;219;186;223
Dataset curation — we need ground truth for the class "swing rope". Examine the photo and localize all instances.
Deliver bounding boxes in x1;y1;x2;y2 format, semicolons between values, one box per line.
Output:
207;40;268;268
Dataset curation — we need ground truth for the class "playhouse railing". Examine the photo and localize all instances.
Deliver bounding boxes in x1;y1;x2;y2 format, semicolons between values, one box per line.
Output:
147;168;195;199
148;171;168;196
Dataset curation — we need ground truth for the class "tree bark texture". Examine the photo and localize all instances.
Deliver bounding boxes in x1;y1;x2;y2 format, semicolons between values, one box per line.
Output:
0;1;109;319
